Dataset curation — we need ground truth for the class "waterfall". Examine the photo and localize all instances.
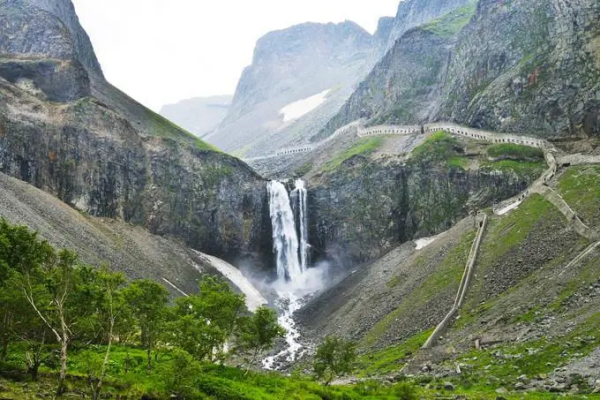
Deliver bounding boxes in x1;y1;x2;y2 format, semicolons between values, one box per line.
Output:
292;179;309;271
266;179;313;369
267;181;303;281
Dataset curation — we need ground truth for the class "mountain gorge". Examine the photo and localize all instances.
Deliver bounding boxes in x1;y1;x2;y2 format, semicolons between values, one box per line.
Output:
1;0;600;398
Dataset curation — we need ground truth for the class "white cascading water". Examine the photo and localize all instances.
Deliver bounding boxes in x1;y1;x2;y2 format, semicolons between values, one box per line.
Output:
263;180;311;369
267;180;304;281
292;179;309;271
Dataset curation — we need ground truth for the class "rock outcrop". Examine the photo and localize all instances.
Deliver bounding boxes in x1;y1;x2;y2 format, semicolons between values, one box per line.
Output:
0;0;273;270
385;0;476;49
4;0;103;77
438;0;600;138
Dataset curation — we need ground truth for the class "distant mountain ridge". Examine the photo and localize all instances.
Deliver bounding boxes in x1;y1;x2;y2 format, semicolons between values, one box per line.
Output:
204;20;383;157
160;95;232;138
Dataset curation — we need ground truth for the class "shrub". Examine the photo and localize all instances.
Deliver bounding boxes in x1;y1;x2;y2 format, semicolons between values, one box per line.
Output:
313;336;357;385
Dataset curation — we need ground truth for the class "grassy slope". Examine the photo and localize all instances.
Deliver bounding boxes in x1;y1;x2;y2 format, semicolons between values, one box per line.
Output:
0;344;420;400
4;344;596;400
352;167;600;395
410;130;546;175
557;165;600;227
422;3;477;37
362;230;475;348
323;137;383;172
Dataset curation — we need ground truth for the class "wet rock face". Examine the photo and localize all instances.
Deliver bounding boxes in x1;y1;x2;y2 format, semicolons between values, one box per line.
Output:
308;158;535;267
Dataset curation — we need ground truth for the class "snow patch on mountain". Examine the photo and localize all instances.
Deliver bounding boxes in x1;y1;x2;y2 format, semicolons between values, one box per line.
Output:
280;89;331;122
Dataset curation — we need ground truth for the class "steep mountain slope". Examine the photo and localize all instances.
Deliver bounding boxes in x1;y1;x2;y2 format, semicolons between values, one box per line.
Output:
322;0;600;140
160;95;232;137
0;0;273;270
316;6;474;142
300;165;600;393
438;0;600;138
205;21;379;157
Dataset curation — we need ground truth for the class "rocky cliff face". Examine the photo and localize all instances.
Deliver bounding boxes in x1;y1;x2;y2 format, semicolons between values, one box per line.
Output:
323;0;600;140
438;0;600;138
205;21;379;157
316;24;457;141
307;155;538;267
374;17;395;49
12;0;103;77
0;0;273;269
385;0;475;49
160;95;232;138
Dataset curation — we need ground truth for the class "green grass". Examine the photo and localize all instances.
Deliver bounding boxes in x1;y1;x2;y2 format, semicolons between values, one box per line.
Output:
356;329;433;377
2;344;414;400
324;137;383;172
480;159;546;178
422;4;476;37
557;166;600;227
448;311;600;394
295;161;314;177
3;342;599;399
487;143;544;160
477;195;554;269
410;130;468;169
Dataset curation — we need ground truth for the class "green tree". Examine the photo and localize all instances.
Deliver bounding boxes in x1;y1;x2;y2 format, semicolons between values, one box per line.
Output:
0;219;55;362
21;249;84;394
169;276;245;362
85;268;126;400
0;219;87;393
123;279;169;372
313;335;357;385
238;306;285;374
156;348;203;398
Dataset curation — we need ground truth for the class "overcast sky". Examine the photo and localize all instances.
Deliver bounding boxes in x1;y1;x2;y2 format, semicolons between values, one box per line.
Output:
72;0;399;111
